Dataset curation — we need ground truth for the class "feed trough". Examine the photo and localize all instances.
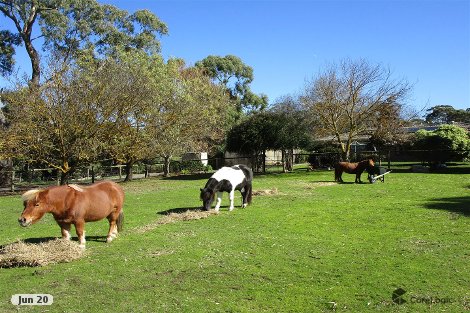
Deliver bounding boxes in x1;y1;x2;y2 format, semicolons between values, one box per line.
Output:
368;166;391;183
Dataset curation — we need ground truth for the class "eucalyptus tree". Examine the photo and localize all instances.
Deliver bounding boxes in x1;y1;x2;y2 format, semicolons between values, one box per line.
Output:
425;105;470;125
0;29;21;76
195;54;268;113
0;0;167;86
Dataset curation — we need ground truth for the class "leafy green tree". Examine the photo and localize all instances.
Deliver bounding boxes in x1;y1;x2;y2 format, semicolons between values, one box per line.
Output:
94;51;166;181
226;110;309;172
195;54;268;112
0;29;21;76
425;105;470;124
1;53;152;184
412;124;470;164
3;71;103;184
147;60;235;176
0;0;168;86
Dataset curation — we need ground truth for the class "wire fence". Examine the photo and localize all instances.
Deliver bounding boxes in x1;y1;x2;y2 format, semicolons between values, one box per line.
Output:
0;149;469;193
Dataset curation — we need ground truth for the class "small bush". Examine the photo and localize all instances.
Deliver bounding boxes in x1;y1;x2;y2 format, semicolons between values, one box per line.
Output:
170;160;211;174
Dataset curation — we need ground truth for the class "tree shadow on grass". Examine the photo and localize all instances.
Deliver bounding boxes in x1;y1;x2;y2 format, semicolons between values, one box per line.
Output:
0;235;107;251
158;206;206;215
22;236;107;244
162;173;212;181
425;196;470;217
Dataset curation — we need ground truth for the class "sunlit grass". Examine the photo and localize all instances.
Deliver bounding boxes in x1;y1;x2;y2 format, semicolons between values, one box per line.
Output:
1;163;469;312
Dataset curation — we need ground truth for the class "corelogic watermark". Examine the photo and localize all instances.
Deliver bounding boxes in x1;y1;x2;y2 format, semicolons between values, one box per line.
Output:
392;288;453;306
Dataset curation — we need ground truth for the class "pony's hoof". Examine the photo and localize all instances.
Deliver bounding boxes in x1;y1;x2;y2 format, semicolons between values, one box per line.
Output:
79;244;86;249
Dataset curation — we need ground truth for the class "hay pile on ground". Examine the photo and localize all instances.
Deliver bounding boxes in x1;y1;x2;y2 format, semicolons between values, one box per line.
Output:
253;188;280;196
302;182;337;189
135;210;218;234
0;239;84;268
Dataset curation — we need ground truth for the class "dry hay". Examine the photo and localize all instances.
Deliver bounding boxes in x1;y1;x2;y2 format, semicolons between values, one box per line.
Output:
302;182;337;189
135;210;218;234
0;239;85;268
252;188;280;196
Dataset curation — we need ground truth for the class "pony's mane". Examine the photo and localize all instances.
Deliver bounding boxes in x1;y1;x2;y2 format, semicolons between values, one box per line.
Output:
21;189;42;202
68;184;84;192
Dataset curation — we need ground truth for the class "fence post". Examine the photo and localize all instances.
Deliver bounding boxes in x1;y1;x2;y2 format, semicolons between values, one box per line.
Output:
91;166;95;184
10;170;15;192
388;150;391;170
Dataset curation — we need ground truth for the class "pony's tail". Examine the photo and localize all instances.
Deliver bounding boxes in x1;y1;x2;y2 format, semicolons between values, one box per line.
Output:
117;211;124;232
246;183;253;204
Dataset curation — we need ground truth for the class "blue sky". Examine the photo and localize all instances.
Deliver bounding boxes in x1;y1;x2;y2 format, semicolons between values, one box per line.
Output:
2;0;469;112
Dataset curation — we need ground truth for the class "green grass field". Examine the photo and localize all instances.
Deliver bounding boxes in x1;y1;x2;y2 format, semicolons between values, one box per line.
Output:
0;164;469;312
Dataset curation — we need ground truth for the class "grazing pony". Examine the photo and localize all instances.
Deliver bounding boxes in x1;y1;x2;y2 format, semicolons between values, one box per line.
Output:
200;164;253;211
334;159;375;183
19;181;124;248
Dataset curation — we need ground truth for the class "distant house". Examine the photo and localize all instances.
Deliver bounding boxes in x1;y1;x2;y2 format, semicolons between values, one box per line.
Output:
182;152;208;166
403;126;439;133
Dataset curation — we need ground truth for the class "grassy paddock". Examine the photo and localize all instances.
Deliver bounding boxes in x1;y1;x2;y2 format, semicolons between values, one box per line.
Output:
0;163;469;312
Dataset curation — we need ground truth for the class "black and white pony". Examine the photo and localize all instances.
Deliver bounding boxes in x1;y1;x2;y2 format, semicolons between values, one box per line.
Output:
200;164;253;211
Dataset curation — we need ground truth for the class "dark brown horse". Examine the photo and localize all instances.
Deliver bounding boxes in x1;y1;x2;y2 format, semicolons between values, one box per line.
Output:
19;181;124;248
334;159;375;183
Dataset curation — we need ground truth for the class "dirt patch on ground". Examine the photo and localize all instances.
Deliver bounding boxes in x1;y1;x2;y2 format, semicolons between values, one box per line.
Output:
135;210;219;234
0;239;85;268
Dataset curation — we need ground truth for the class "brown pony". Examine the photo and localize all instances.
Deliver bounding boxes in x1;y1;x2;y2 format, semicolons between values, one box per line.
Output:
334;159;375;183
19;181;124;248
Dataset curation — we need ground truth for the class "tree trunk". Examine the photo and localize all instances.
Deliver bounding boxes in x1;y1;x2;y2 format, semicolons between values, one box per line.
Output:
343;148;351;162
163;155;171;177
123;161;133;182
286;149;293;172
24;38;41;87
60;170;70;185
281;150;287;173
262;150;266;173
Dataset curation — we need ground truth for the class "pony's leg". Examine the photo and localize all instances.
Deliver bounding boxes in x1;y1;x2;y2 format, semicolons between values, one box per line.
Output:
59;222;71;240
106;211;120;243
241;185;251;208
229;190;235;211
214;192;223;211
241;188;248;208
74;221;86;248
106;220;117;243
356;174;362;183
